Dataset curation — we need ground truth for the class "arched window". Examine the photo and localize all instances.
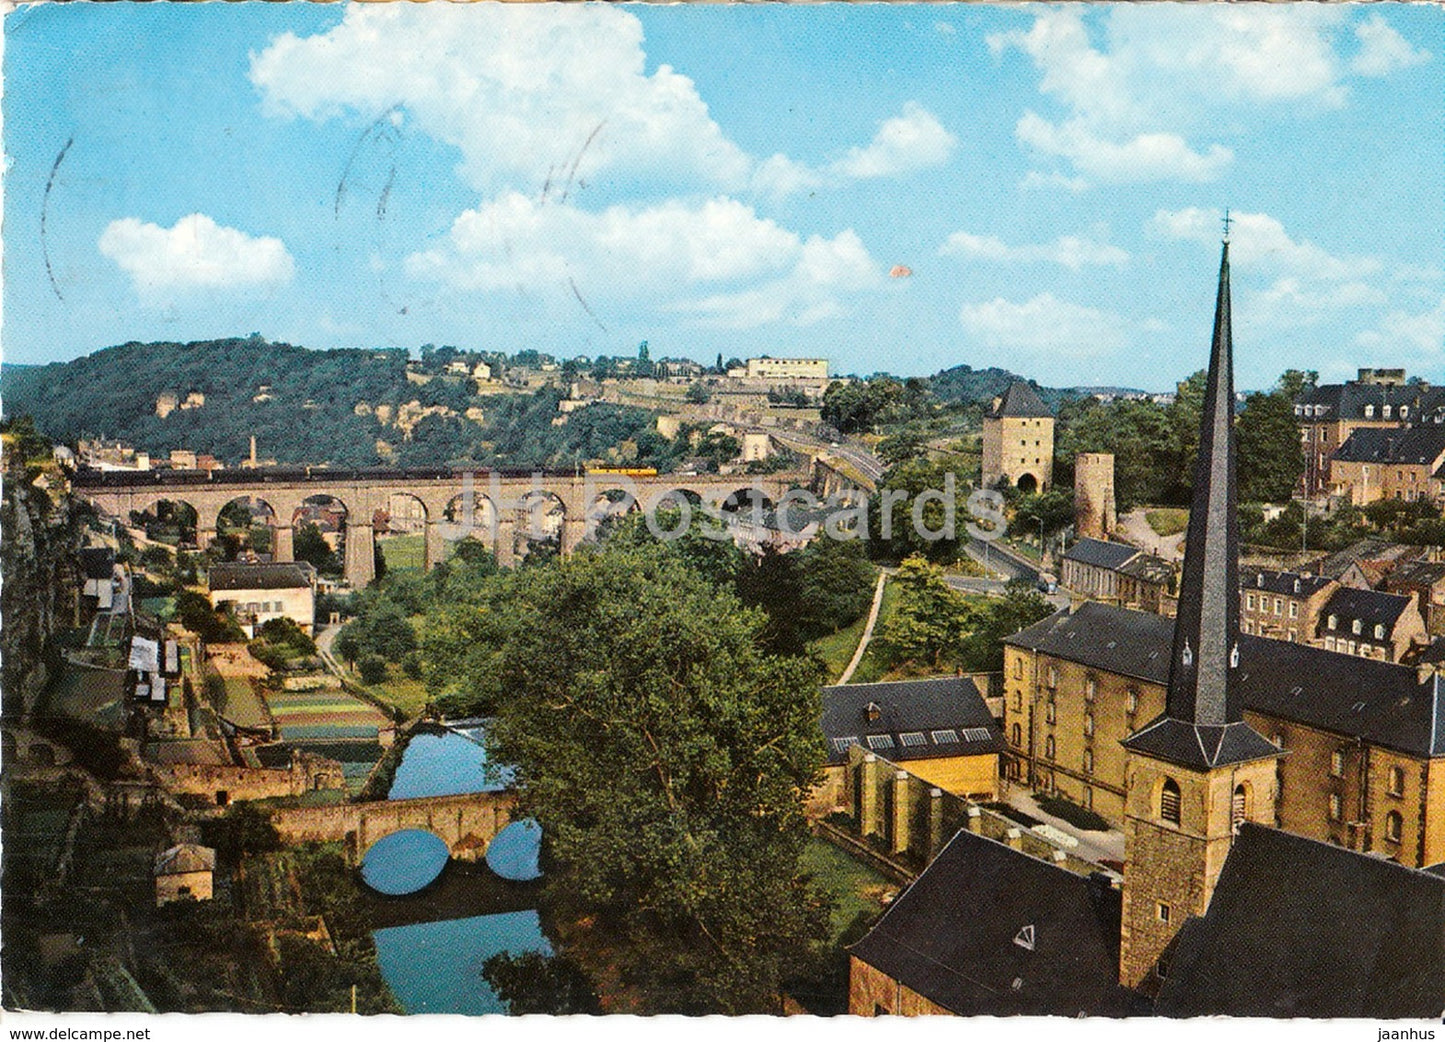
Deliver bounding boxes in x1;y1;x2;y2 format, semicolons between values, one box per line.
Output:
1011;723;1022;747
1385;810;1403;843
1232;784;1249;831
1083;748;1094;775
1388;765;1406;796
1160;778;1182;825
1045;735;1056;761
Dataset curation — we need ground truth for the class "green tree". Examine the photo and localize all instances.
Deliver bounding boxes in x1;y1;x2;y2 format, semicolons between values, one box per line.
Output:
877;556;972;667
684;382;711;405
955;581;1055;672
481;547;831;1013
293;522;340;576
482;952;601;1015
1237;382;1306;503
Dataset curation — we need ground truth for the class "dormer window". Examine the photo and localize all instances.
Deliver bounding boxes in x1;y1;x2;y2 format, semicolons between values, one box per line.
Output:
1256;574;1265;588
1383;405;1392;419
1365;405;1375;418
866;702;881;722
1328;614;1338;630
1400;406;1409;419
1293;579;1301;594
1352;619;1362;635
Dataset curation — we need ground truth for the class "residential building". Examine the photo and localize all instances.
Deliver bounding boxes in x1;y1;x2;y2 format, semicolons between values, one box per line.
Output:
815;677;1002;808
1329;425;1445;505
79;546;117;612
981;382;1053;493
1061;538;1176;613
743;357;828;381
154;843;216;906
1383;559;1445;635
1239;569;1336;643
1294;370;1437;497
208;561;317;638
1315;585;1427;661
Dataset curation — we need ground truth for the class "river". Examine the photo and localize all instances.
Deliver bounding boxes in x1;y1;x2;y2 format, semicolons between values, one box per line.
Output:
359;725;549;1014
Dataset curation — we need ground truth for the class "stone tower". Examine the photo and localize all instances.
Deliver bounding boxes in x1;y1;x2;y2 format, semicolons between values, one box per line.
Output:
981;382;1054;493
1118;239;1283;993
1074;453;1116;540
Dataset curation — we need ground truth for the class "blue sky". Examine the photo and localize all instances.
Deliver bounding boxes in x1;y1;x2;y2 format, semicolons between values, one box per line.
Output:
4;3;1441;390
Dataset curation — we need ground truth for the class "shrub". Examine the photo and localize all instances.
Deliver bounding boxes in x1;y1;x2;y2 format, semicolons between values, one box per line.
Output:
357;655;388;685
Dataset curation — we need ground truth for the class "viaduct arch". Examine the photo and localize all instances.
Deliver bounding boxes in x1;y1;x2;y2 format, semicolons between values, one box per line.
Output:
269;789;517;865
75;468;804;586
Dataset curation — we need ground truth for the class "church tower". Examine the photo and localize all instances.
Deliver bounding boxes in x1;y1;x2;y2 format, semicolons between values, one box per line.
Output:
1118;236;1284;992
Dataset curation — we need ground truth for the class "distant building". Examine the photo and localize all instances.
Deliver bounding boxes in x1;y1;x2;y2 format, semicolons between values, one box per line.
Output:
1382;559;1445;635
1329;425;1445;506
1314;586;1425;662
1239;569;1336;643
79;547;117;612
744;357;828;381
208;561;317;638
154;844;216;906
981;382;1053;493
1060;538;1175;613
1074;453;1116;541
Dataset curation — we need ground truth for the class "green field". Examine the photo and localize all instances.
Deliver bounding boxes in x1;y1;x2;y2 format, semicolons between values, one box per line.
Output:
841;580;901;685
808;577;883;683
377;533;426;570
800;836;891;943
1146;507;1189;537
360;666;429;717
217;676;271;729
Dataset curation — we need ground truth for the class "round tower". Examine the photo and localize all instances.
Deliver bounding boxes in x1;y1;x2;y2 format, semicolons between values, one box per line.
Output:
1074;452;1116;541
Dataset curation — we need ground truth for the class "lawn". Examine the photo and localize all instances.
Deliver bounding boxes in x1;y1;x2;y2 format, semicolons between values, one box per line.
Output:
217;676;271;730
808;576;883;683
844;580;901;685
800;836;892;944
1146;508;1189;537
377;533;426;571
360;665;430;718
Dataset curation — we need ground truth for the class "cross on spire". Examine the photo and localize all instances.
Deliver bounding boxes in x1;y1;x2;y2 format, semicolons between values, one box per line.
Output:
1222;208;1233;243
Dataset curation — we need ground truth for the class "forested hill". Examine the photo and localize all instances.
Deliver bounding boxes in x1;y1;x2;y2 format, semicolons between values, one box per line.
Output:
927;364;1147;410
0;337;676;470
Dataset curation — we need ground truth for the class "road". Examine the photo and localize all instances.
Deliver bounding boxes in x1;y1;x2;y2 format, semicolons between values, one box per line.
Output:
767;429;886;487
1117;508;1186;562
955;537;1071;609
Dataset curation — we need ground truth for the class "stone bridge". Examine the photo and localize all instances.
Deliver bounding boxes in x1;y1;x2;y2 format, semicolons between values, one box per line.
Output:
269;789;517;864
73;467;805;584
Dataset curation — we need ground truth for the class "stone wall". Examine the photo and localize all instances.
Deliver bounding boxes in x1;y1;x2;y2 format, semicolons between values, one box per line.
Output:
152;750;344;805
1074;453;1116;541
270;789;516;862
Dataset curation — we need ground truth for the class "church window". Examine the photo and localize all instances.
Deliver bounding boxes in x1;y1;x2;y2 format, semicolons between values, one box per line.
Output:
1232;784;1248;831
1388;765;1406;796
1385;810;1403;843
1329;794;1343;821
1160;779;1181;825
1126;689;1139;714
1330;750;1345;777
1045;735;1056;761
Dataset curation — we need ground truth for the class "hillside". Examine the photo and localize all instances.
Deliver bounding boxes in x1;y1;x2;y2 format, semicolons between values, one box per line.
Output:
927;365;1149;411
1;338;676;470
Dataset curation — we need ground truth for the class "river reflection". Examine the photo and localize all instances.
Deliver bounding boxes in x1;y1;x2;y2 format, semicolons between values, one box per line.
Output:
374;910;551;1015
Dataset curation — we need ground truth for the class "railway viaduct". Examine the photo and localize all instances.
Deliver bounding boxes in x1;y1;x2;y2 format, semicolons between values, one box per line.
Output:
73;467;806;585
269;789;518;864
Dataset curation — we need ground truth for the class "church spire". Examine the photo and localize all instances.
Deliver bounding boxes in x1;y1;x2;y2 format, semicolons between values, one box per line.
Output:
1122;237;1280;769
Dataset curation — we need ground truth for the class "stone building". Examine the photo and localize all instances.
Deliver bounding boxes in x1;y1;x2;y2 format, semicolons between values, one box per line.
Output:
208;561;317;638
1329;425;1445;506
1383;559;1445;634
1060;538;1176;613
154;843;216;906
981;382;1054;493
1314;586;1426;662
1074;452;1116;541
1239;569;1336;643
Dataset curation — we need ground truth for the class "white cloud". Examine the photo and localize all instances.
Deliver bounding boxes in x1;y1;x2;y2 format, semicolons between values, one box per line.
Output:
939;229;1127;269
959;293;1130;356
98;214;295;302
1357;297;1445;354
830;102;957;180
251;4;755;194
1148;208;1379;282
406;192;879;329
989;8;1407;185
1351;16;1431;77
1020;170;1090;194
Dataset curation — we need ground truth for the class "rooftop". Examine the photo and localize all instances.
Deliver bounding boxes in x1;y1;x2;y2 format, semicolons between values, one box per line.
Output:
987;381;1052;419
154;843;217;877
820;677;1002;764
1240;569;1333;599
1318;586;1414;631
1333;425;1445;465
1064;538;1140;571
209;561;317;592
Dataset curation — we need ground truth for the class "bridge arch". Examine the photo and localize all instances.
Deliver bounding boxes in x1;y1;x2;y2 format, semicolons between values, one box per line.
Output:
375;492;429;572
125;496;201;550
215;495;279;560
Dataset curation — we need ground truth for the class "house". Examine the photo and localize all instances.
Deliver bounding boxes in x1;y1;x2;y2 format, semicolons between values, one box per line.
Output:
744;357;828;381
78;546;116;611
1295;370;1433;497
815;677;1002;807
1155;825;1445;1017
154;843;216;906
1329;425;1445;506
208;561;317;638
1314;586;1426;662
981;382;1053;493
1383;559;1445;635
1238;569;1336;643
1114;552;1176;616
848;829;1131;1016
1060;538;1175;613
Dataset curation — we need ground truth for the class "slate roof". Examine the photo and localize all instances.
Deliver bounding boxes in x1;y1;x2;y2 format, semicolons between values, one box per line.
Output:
848;829;1131;1016
209;561;316;592
1116;552;1174;586
987;381;1052;419
1318;586;1413;634
1334;425;1445;465
1064;538;1140;571
1006;601;1445;757
154;843;217;876
1312;538;1419;580
78;546;116;581
820;677;1002;765
1296;381;1426;423
1156;824;1445;1018
1385;559;1445;590
1240;569;1333;599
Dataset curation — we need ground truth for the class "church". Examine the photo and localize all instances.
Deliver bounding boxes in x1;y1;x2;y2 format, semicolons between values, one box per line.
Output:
848;238;1445;1017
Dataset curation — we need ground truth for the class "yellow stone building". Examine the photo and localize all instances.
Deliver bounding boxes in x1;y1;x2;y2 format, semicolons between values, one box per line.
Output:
981;382;1054;493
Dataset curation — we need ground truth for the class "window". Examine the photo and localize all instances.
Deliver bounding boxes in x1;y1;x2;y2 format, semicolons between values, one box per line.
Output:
1083;712;1094;737
1330;750;1345;776
932;729;959;745
831;737;858;754
961;727;992;743
1328;793;1343;821
1045;702;1056;725
1274;598;1283;615
1365;404;1375;418
1232;784;1248;830
865;734;894;751
1388;765;1406;796
1011;723;1022;747
1374;624;1386;640
1384;404;1393;419
1352;618;1362;635
1401;406;1409;419
1126;689;1139;714
1157;902;1171;924
1047;667;1058;689
1085;677;1096;702
899;732;927;748
1045;735;1056;760
1385;810;1403;843
1328;614;1338;630
1014;692;1023;711
1288;628;1297;642
1160;778;1182;824
1246;594;1256;611
1325;636;1337;651
1082;786;1093;810
1013;658;1023;680
1289;602;1299;619
1083;749;1094;775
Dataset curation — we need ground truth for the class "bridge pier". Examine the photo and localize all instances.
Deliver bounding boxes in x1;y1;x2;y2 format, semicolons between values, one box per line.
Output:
198;527;217;552
561;516;587;555
425;520;448;572
272;524;294;563
345;523;376;587
495;516;516;568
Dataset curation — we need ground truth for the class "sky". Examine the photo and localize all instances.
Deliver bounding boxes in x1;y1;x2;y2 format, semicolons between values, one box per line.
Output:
2;3;1441;391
